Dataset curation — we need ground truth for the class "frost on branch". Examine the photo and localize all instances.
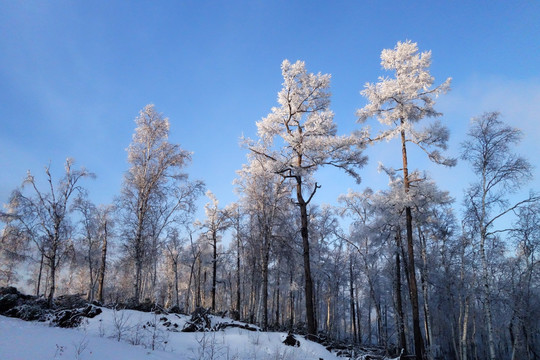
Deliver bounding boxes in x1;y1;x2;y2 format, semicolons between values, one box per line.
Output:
247;59;367;185
357;40;455;167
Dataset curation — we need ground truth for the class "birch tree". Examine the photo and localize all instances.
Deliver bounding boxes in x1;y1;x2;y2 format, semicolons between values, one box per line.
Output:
95;204;114;303
357;40;453;360
461;112;538;360
72;195;100;301
6;158;93;307
247;59;367;335
120;104;201;304
235;156;290;329
199;190;231;312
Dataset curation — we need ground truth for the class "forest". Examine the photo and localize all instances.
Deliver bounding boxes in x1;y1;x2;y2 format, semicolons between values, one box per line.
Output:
1;41;538;360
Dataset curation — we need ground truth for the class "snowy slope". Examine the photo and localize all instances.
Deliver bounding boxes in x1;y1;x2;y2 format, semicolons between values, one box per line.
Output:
0;309;343;360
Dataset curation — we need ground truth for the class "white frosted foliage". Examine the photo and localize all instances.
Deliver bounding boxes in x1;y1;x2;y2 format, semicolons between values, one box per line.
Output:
357;40;455;167
247;59;367;187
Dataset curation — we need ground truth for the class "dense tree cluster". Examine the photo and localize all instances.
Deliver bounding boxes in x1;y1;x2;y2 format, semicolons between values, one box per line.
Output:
1;41;538;360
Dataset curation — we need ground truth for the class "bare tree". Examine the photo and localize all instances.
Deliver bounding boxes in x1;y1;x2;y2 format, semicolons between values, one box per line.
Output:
0;217;31;287
6;158;93;307
96;204;115;303
198;190;230;312
72;195;100;301
461;111;538;360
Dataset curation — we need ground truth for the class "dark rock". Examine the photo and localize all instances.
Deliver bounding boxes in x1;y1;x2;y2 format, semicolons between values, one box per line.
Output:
54;294;87;309
0;293;19;312
283;333;300;347
168;305;184;314
0;286;20;296
5;304;46;321
229;309;240;321
51;305;102;328
81;304;102;318
124;298;158;313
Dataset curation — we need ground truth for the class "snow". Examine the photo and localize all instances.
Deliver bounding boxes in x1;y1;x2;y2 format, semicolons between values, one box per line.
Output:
0;308;342;360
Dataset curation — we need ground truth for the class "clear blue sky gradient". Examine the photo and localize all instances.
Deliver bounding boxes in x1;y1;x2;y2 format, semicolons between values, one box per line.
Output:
1;1;539;226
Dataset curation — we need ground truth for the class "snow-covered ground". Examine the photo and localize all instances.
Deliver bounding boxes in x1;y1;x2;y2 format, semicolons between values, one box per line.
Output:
0;308;342;360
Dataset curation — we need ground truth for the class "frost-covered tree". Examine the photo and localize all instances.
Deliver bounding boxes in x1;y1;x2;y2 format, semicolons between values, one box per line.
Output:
247;59;367;335
5;158;93;307
0;216;31;287
72;195;101;301
198;190;231;312
508;201;540;359
235;156;290;329
119;104;202;304
461;112;538;360
95;204;114;304
357;40;453;360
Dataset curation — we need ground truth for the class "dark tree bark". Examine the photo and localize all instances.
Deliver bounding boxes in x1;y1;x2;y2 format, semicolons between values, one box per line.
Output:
96;218;108;303
401;125;425;360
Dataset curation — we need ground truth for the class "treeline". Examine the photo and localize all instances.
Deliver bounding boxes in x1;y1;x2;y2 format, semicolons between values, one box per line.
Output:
1;41;539;360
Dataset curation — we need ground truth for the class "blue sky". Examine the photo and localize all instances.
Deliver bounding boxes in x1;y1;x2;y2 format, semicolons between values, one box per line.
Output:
1;1;539;225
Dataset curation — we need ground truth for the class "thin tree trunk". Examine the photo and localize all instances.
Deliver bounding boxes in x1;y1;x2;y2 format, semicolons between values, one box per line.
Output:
36;252;44;297
47;234;58;308
196;255;201;308
395;231;407;353
211;230;217;312
134;236;143;303
174;258;179;307
349;252;358;343
461;297;470;360
236;231;241;319
480;233;497;360
418;225;433;352
356;285;362;344
96;219;108;303
261;226;271;330
87;238;95;301
289;269;295;329
275;267;280;327
368;295;372;344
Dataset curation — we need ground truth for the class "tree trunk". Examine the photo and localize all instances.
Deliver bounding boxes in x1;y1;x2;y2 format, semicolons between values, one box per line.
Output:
395;231;407;353
261;227;271;329
289;269;295;329
275;266;280;327
401;125;425;360
355;285;362;344
297;179;316;336
96;219;108;303
480;230;497;360
174;258;180;307
87;239;95;302
211;230;217;312
480;165;497;360
196;255;201;308
236;232;241;319
47;233;59;308
418;225;433;352
36;252;44;297
134;218;144;303
349;252;358;343
461;297;470;360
